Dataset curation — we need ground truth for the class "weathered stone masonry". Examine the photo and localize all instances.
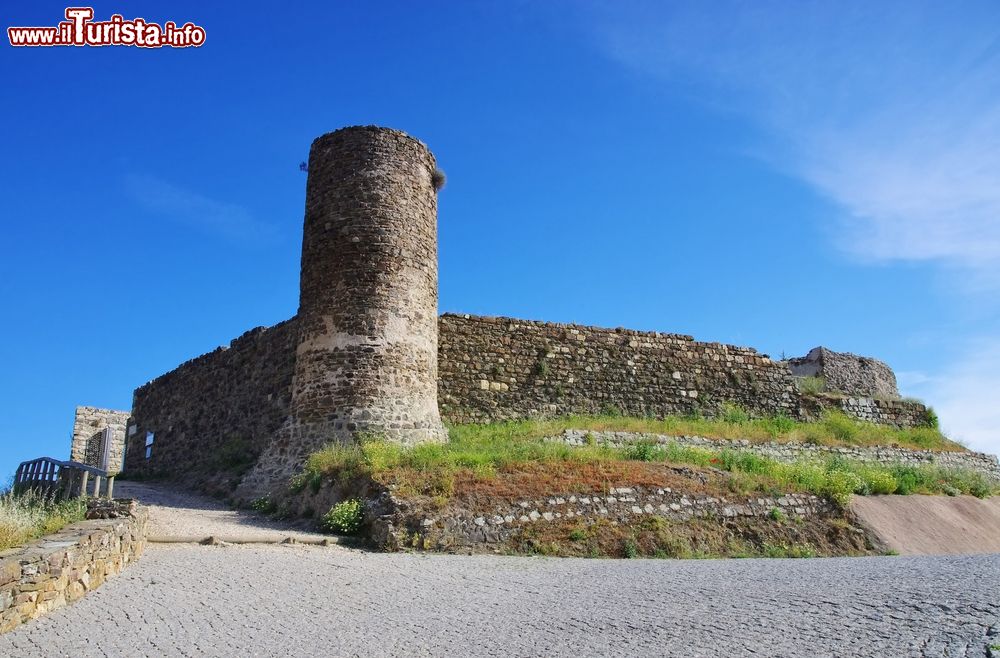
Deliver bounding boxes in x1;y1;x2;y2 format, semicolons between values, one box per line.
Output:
371;486;836;552
70;406;129;474
800;394;929;429
557;430;1000;482
789;346;899;399
233;127;449;498
122;320;297;489
123;312;934;492
438;313;799;423
0;500;147;634
285;127;447;448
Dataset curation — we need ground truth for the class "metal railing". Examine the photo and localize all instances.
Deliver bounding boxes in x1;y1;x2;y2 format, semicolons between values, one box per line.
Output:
13;457;116;499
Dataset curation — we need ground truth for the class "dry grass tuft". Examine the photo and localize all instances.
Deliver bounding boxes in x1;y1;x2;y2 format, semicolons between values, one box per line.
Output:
0;489;86;551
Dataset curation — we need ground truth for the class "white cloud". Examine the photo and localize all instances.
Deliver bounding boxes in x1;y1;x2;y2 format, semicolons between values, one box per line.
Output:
902;340;1000;456
585;0;1000;284
124;173;275;244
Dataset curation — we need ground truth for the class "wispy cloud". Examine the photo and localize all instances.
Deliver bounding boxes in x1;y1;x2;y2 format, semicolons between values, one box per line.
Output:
584;0;1000;286
901;339;1000;456
578;1;1000;453
124;173;275;244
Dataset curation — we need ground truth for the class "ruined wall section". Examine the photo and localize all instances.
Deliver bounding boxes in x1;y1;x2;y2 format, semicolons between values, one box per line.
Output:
70;406;129;474
438;314;799;424
122;320;297;494
789;347;899;399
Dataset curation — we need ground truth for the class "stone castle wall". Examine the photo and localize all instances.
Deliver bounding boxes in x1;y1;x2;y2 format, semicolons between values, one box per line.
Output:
438;314;800;423
70;406;129;474
121;313;933;492
122;320;297;488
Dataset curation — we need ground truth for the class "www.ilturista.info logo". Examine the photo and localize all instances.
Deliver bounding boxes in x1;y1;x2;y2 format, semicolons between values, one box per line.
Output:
8;7;206;48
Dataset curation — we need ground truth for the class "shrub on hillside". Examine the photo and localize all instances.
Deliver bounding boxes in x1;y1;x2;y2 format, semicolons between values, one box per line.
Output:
924;407;940;430
822;411;860;443
322;498;363;534
720;403;750;424
858;468;898;495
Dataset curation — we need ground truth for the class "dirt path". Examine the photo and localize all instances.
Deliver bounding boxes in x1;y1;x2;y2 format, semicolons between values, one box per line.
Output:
852;494;1000;555
116;481;332;544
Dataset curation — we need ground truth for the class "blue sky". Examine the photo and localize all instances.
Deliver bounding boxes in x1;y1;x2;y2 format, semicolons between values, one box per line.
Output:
2;1;999;479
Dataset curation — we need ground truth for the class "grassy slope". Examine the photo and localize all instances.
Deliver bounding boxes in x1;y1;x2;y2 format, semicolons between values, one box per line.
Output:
448;409;963;452
296;413;995;509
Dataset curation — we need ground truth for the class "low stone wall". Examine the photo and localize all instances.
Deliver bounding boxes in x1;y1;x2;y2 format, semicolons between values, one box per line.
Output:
558;430;1000;482
0;500;148;634
801;394;929;428
372;484;832;551
420;488;831;550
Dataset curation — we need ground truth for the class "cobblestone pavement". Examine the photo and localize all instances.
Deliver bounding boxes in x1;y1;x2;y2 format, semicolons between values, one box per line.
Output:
2;543;997;657
114;481;330;543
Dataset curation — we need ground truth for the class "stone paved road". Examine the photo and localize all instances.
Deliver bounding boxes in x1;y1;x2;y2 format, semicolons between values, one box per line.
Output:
2;544;997;657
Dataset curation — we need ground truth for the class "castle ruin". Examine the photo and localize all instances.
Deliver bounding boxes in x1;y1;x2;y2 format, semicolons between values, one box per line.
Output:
112;126;933;498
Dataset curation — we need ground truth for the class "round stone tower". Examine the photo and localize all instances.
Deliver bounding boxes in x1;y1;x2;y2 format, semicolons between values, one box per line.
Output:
289;126;448;446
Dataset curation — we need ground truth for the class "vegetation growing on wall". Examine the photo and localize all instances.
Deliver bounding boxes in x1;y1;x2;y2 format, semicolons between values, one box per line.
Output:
796;376;827;395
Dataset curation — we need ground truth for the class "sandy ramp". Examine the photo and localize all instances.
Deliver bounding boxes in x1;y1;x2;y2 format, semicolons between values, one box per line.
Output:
115;481;333;544
852;494;1000;555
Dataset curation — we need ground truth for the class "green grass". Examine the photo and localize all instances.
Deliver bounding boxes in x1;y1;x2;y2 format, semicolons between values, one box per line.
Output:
0;489;87;551
622;442;996;505
797;376;827;395
298;416;995;507
442;410;960;452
